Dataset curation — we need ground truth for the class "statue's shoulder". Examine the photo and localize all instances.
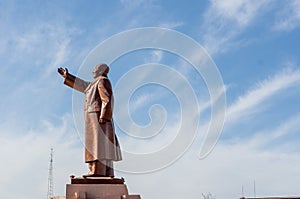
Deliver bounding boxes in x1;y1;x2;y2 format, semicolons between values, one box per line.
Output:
98;76;110;83
94;76;110;87
93;76;105;82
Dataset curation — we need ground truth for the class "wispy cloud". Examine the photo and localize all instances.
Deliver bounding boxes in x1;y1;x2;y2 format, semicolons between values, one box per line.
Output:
130;92;156;112
245;114;300;151
0;21;80;76
273;0;300;31
118;0;183;31
44;37;71;77
120;0;154;9
1;1;299;199
158;21;184;29
143;50;164;63
271;114;300;139
227;67;300;124
201;0;270;54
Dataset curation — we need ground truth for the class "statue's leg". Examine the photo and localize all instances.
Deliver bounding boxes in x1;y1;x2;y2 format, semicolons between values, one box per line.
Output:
94;160;106;176
106;160;114;177
84;160;114;177
84;161;106;177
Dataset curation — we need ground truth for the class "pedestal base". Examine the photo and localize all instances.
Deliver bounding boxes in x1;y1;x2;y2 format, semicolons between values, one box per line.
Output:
66;177;141;199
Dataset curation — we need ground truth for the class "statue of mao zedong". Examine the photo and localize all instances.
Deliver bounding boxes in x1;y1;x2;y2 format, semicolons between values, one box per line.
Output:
58;64;122;177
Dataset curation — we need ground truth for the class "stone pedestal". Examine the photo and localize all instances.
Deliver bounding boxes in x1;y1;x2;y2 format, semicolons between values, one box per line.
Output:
66;177;141;199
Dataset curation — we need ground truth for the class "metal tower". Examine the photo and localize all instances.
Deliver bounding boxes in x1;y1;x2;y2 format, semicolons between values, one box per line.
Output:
47;148;54;199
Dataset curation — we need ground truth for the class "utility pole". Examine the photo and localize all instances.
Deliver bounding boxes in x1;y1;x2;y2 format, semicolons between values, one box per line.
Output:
254;180;256;198
47;148;54;199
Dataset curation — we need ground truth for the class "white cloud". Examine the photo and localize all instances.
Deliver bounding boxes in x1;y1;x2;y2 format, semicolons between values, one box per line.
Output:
227;67;300;124
1;1;299;199
152;50;163;62
121;135;300;199
44;37;71;77
130;92;155;112
209;0;269;26
273;0;300;31
5;23;62;59
271;114;300;139
115;64;300;198
118;0;184;32
0;114;85;199
247;114;300;150
202;0;270;54
143;50;163;63
2;107;299;199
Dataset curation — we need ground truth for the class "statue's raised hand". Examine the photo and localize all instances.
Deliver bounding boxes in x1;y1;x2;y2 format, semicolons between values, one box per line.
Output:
58;67;68;78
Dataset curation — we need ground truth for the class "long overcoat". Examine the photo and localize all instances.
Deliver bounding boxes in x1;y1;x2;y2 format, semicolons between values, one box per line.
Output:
64;73;122;162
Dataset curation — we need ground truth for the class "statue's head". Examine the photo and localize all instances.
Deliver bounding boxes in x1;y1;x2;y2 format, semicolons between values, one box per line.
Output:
93;63;109;78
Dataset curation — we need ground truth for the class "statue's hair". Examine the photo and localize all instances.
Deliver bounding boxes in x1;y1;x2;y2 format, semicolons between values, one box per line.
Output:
94;63;109;75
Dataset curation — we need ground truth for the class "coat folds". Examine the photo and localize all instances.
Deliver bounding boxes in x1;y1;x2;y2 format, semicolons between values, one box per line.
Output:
64;73;122;162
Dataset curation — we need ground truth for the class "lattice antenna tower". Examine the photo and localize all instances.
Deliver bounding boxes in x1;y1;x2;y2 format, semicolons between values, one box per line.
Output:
47;148;54;199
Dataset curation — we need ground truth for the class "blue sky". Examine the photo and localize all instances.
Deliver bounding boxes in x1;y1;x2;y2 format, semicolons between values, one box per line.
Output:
1;0;300;199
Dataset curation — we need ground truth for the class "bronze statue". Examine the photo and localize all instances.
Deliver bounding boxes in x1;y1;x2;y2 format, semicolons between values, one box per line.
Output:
58;64;122;177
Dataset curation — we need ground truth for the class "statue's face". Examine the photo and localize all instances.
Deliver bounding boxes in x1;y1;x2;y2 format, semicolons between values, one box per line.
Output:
93;67;104;78
93;70;100;79
93;64;108;78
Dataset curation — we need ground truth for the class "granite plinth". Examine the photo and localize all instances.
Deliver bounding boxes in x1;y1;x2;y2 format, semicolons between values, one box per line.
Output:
66;177;141;199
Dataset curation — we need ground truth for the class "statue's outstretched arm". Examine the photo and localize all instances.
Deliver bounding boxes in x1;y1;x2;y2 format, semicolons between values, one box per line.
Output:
58;67;89;93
